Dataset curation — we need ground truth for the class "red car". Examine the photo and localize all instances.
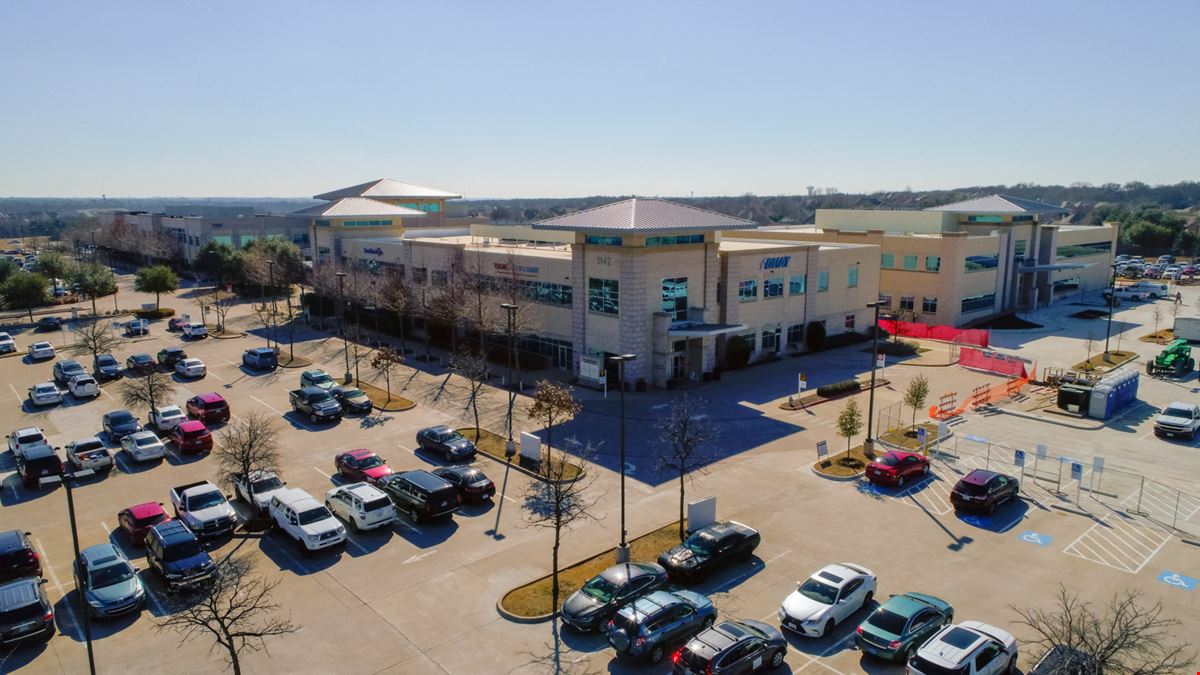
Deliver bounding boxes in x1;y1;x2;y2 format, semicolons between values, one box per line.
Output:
170;420;213;454
334;449;393;484
865;450;930;487
187;392;230;424
117;502;171;546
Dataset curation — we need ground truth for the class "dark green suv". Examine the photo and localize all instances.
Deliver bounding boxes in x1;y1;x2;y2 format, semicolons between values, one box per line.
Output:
377;470;459;523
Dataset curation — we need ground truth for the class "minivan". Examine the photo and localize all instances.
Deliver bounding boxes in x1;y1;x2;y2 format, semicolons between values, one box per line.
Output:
377;470;460;523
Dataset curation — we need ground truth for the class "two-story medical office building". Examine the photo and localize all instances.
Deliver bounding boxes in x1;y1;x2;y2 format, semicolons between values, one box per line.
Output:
753;195;1116;326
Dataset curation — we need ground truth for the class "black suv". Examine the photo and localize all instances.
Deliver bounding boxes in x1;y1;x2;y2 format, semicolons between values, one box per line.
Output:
378;470;459;523
658;521;761;584
950;469;1019;515
157;347;188;370
673;619;787;675
0;531;41;583
144;521;216;592
0;577;55;646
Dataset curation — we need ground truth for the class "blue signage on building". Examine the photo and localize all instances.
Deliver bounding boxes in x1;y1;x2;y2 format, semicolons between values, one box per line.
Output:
760;256;791;270
363;247;384;256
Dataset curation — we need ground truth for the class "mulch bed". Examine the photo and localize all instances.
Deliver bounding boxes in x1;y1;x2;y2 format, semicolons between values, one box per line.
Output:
779;378;890;411
355;379;415;411
1139;329;1175;343
813;444;875;478
1071;351;1137;372
459;427;582;481
277;353;313;368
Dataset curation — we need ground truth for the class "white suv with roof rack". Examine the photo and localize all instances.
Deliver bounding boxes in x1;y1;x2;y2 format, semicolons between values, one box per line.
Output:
269;488;346;553
907;620;1018;675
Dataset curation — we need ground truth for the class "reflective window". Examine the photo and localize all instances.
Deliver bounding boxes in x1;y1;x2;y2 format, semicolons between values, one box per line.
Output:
763;278;784;298
662;278;688;321
589;278;620;314
738;279;758;302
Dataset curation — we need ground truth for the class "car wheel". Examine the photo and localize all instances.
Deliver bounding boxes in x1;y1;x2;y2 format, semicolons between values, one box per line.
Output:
703;614;715;628
409;509;420;523
310;412;319;424
770;648;785;668
1006;654;1017;674
922;464;930;475
986;501;996;516
649;646;665;664
862;590;873;610
897;475;905;487
823;619;834;636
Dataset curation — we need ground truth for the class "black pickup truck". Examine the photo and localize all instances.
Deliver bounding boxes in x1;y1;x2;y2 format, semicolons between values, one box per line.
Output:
288;387;343;424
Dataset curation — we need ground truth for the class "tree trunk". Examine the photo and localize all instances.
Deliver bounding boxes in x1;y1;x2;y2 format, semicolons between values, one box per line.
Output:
384;371;391;402
551;518;562;672
679;471;687;543
472;385;480;434
91;294;98;317
544;422;553;474
155;291;160;310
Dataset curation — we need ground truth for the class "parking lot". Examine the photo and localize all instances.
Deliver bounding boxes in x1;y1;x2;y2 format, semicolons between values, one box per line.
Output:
1;278;1198;674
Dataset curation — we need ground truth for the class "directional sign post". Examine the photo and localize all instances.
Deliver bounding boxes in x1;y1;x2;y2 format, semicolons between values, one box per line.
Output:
1035;443;1048;482
1091;456;1106;492
917;427;927;455
1014;449;1027;486
1071;461;1084;504
816;440;828;462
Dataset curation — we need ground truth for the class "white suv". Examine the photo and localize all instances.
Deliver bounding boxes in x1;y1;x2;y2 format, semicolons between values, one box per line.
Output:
325;483;396;532
269;488;346;553
908;621;1018;675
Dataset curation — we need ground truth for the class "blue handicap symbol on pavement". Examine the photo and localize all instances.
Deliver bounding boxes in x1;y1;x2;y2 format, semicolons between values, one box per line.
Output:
1157;570;1198;591
1019;530;1052;546
960;514;987;527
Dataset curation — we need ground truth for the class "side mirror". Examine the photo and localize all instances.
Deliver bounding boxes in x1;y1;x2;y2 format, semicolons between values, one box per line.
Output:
39;578;48;585
24;531;32;536
158;502;164;506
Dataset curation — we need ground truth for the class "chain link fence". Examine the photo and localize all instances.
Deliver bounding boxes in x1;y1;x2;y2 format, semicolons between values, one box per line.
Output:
931;432;1200;541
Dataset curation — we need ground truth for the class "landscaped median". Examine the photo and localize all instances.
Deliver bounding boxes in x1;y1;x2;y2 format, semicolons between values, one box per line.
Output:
1071;350;1136;372
354;379;415;412
812;423;941;480
459;427;583;482
780;376;889;411
499;522;683;622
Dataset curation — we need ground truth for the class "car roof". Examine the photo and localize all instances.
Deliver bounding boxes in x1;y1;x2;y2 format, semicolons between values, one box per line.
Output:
80;543;122;566
161;347;184;354
340;482;386;500
128;501;166;520
197;392;225;403
626;589;684;618
426;425;452;434
344;448;375;459
696;520;756;540
96;354;116;361
597;562;658;584
303;369;328;377
919;624;993;667
0;530;28;553
397;470;453;491
435;465;479;478
156;405;183;414
299;386;328;396
961;469;1000;485
150;520;195;543
177;421;207;433
105;409;135;419
31;341;52;348
131;352;152;359
249;347;274;355
0;577;40;609
812;563;869;587
33;382;57;390
274;488;319;508
689;622;745;655
13;426;44;437
58;359;82;367
128;431;158;441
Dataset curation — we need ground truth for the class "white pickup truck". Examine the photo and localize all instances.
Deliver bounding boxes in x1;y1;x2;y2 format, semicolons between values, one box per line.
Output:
169;481;237;540
232;470;288;519
1153;401;1200;439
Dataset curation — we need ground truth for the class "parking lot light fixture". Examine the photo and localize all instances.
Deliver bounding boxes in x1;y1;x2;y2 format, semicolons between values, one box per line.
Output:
266;259;277;351
336;271;350;383
47;466;97;675
500;302;518;453
865;300;885;453
609;353;637;563
1104;262;1118;360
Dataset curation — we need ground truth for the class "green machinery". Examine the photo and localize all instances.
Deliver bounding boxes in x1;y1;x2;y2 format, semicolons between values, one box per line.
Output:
1146;339;1195;377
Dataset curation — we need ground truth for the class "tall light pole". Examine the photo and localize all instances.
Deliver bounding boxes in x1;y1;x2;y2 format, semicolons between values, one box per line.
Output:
1103;262;1118;360
90;230;97;265
336;271;350;383
609;353;636;563
47;466;96;675
500;303;518;455
864;300;885;452
266;259;277;351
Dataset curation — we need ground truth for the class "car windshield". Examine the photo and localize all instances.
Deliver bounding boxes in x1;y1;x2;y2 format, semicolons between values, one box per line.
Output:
163;540;202;562
188;491;225;510
580;575;619;602
876;454;898;467
867;608;910;634
135;436;158;447
161;408;182;418
110;413;134;424
342;389;365;398
797;578;838;605
89;563;134;588
252;477;283;492
1163;407;1194;418
309;391;332;402
97;356;116;366
683;533;716;555
358;455;385;470
298;506;332;525
0;602;43;623
310;373;333;384
134;513;166;528
438;430;463;443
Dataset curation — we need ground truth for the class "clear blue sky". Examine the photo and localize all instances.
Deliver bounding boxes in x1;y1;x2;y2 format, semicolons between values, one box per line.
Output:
2;0;1197;198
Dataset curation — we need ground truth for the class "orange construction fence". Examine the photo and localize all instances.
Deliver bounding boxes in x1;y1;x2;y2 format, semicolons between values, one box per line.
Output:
928;374;1031;420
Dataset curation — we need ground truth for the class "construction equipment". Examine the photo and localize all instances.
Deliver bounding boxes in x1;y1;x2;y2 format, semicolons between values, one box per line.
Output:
1146;339;1195;377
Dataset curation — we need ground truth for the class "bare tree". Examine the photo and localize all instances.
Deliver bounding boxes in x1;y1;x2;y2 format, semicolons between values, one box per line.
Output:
120;371;177;412
1012;586;1195;675
655;395;719;542
208;285;236;334
522;439;600;675
409;271;437;362
156;556;299;675
451;351;491;434
70;319;120;363
433;264;470;355
369;347;404;403
1084;332;1096;369
1152;305;1163;344
378;270;410;354
249;301;279;349
215;411;282;512
526;381;581;471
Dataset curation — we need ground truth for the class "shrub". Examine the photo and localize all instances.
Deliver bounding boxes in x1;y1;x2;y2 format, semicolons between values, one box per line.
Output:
134;307;176;319
805;321;827;351
878;340;918;356
817;379;861;398
824;331;869;350
725;335;751;370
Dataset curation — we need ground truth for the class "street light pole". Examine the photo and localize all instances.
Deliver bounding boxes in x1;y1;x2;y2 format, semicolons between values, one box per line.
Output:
865;301;884;451
266;259;277;351
336;271;350;383
1103;262;1118;359
54;467;96;675
609;353;636;563
500;303;518;454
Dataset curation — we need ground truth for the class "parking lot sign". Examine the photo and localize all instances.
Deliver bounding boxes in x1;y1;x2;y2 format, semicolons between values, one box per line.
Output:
816;440;828;460
917;427;927;454
1070;462;1083;481
1014;449;1026;467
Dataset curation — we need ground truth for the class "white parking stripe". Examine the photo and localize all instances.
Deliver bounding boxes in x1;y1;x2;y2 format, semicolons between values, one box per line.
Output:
142;581;168;616
312;467;331;478
33;539;62;593
206;370;224;381
7;384;18;400
250;395;283;415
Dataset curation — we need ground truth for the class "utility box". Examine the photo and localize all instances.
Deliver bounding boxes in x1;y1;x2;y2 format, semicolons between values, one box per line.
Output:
1057;384;1092;415
1173;316;1200;342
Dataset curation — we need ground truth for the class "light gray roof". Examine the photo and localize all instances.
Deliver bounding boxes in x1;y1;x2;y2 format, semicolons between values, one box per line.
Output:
314;178;461;201
925;194;1069;215
291;198;426;219
531;198;758;233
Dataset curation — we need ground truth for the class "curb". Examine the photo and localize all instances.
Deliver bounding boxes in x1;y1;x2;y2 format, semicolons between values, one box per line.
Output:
496;598;555;624
473;448;587;486
780;379;891;411
810;464;864;482
374;400;416;412
984;406;1105;430
210;332;245;340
